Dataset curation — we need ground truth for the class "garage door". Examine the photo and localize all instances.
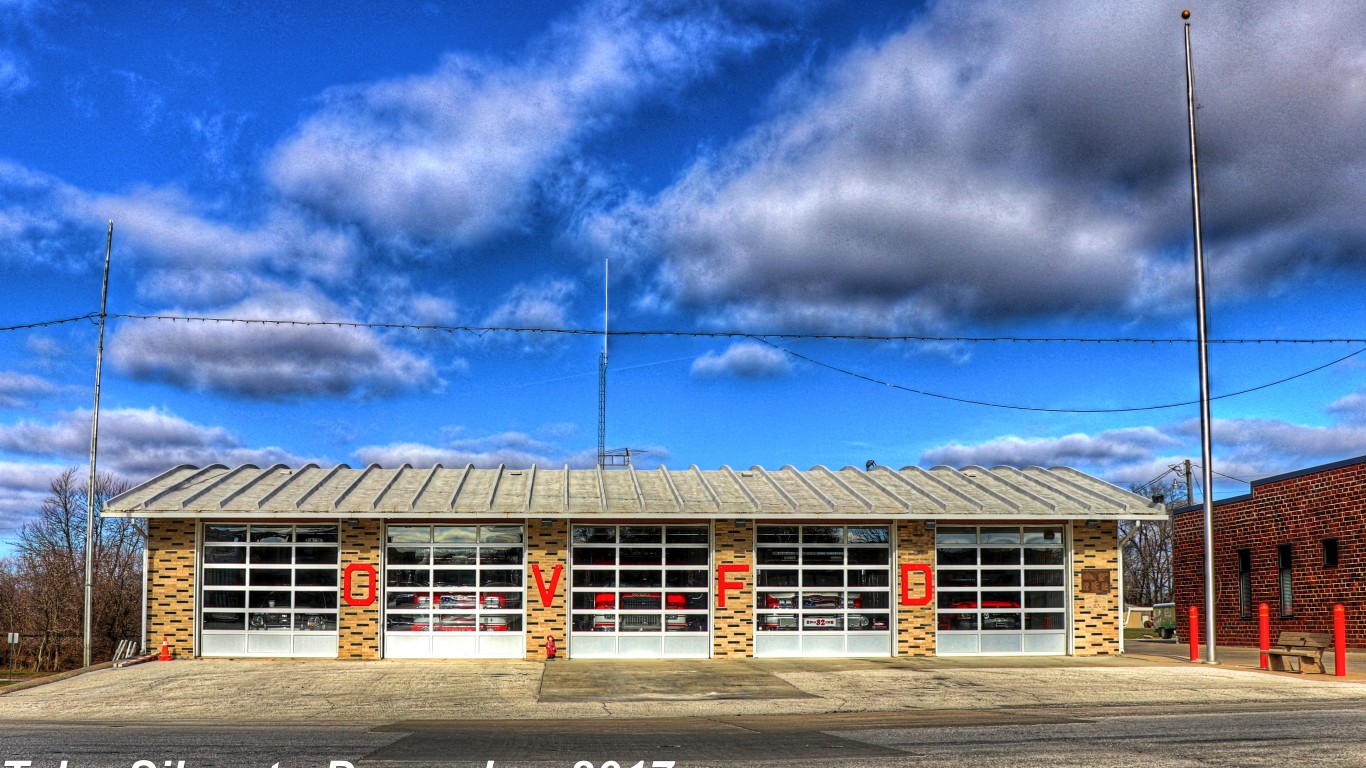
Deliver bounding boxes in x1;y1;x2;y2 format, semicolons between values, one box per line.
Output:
935;525;1068;655
753;524;893;657
200;523;340;657
383;524;525;658
568;524;711;658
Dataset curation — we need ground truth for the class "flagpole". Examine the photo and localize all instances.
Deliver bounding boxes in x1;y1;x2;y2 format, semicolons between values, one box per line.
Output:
1182;10;1219;664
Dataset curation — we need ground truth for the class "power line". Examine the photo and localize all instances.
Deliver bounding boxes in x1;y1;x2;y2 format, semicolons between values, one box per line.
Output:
750;337;1366;414
1190;463;1253;484
0;314;99;332
1131;467;1177;492
3;311;1364;413
3;311;1366;344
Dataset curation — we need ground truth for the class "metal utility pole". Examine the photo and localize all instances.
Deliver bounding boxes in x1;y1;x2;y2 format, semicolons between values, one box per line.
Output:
1182;10;1219;664
597;257;609;469
84;221;113;668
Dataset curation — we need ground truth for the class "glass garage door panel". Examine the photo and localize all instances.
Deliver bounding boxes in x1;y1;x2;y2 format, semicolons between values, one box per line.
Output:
383;524;525;659
568;524;710;658
936;526;1067;656
754;525;893;657
200;524;340;657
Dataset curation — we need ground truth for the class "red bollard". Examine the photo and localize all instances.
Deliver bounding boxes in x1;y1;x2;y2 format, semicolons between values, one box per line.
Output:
1189;606;1199;662
1334;604;1347;677
1259;603;1270;670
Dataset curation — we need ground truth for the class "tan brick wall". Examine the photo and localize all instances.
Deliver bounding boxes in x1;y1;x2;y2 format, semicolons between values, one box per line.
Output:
338;520;382;660
1071;520;1120;656
896;521;936;656
146;518;197;658
525;521;568;660
713;521;753;658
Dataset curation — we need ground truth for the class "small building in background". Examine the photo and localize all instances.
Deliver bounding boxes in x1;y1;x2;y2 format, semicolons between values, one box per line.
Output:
1172;454;1365;648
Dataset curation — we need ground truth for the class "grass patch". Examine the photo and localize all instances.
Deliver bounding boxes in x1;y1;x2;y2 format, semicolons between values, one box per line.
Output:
0;670;49;686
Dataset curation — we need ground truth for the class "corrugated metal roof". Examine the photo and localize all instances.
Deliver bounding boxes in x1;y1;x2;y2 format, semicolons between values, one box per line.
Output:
103;463;1165;520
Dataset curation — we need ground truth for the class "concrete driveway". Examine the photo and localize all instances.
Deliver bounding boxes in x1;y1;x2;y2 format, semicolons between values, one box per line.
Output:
5;647;1366;725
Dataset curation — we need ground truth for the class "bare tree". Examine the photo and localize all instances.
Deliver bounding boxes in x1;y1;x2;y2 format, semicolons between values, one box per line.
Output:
9;468;140;671
1121;479;1177;607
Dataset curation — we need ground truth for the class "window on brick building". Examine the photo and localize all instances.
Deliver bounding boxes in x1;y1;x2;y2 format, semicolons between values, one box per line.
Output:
1323;538;1339;569
1277;544;1293;617
1237;549;1252;619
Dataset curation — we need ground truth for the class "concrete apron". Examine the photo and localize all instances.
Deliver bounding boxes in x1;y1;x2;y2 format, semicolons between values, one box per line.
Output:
5;653;1366;725
539;659;816;702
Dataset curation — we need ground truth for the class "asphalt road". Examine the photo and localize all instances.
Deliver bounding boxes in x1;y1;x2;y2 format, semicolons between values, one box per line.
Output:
3;703;1364;768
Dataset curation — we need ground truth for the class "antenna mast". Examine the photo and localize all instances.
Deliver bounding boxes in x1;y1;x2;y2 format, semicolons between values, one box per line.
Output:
596;257;637;469
597;258;609;468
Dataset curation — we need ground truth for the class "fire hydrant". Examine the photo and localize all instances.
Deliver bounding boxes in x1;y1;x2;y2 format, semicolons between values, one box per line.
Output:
545;635;557;660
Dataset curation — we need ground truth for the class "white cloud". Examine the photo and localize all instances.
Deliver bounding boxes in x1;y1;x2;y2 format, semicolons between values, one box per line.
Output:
0;407;314;478
355;431;597;469
1172;417;1366;479
474;280;580;353
921;427;1180;471
1327;390;1366;424
78;188;363;285
0;161;93;269
0;163;362;289
690;341;792;379
108;290;440;400
0;460;67;531
0;370;55;407
484;281;577;330
920;409;1366;494
594;1;1366;333
267;0;782;244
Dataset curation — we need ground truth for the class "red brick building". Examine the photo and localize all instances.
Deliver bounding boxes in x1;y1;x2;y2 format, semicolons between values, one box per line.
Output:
1173;454;1365;648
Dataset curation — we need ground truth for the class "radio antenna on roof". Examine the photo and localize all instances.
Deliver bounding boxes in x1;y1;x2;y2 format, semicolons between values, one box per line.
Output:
596;257;641;469
597;258;609;468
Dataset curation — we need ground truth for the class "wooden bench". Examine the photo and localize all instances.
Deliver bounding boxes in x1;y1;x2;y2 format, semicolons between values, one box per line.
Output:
1264;631;1332;673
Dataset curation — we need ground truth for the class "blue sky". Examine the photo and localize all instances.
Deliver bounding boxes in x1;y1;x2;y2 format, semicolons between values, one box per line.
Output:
3;0;1366;543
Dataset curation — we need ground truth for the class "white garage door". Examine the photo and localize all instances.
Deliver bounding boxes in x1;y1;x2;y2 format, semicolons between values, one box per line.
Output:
200;523;340;657
935;525;1068;655
382;524;525;658
753;524;893;657
568;524;711;658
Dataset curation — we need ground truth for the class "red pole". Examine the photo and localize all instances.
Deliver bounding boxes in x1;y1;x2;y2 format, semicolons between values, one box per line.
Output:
1258;603;1270;670
1189;605;1199;662
1334;604;1347;677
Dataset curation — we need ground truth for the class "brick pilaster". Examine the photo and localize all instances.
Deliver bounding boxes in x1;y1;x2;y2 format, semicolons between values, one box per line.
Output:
896;520;936;656
1071;520;1120;656
713;521;753;658
146;518;197;658
525;521;568;659
338;520;382;660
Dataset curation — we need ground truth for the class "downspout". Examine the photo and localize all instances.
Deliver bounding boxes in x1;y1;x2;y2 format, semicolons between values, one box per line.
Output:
140;521;149;654
1118;520;1145;654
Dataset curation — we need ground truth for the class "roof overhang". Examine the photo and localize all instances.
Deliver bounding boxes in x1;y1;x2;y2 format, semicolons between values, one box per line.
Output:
104;463;1168;521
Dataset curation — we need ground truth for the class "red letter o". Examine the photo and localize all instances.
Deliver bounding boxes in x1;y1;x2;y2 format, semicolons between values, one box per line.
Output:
342;563;377;607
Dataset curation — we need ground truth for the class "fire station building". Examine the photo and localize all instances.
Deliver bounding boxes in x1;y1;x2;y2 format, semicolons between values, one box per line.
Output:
104;463;1163;660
